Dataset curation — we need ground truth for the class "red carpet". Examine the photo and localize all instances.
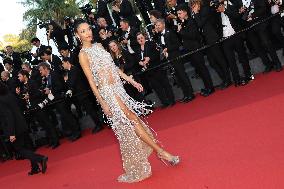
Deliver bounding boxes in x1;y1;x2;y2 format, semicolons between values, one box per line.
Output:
1;72;284;189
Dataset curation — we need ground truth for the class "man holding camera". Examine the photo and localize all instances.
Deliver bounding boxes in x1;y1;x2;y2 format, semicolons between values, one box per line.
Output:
240;0;283;72
16;70;60;149
38;62;81;141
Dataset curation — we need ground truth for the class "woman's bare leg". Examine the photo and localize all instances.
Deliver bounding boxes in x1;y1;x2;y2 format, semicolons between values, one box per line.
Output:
115;96;164;153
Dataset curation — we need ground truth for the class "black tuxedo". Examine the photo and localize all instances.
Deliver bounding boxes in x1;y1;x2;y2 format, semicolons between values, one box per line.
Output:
239;0;282;70
215;2;252;83
120;0;141;28
43;71;80;138
20;80;59;146
0;93;45;170
65;66;103;129
49;55;62;73
193;6;230;83
4;77;18;95
29;69;42;86
8;52;22;72
122;27;140;54
178;18;213;90
96;0;113;25
158;29;194;98
137;41;175;106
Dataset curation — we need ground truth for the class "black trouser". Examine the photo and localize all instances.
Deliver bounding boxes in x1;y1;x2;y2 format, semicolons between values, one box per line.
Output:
76;95;103;129
206;44;231;82
54;101;80;137
169;54;194;97
222;35;251;82
270;15;284;49
32;110;59;145
187;51;214;89
146;69;175;105
12;134;44;170
246;22;281;68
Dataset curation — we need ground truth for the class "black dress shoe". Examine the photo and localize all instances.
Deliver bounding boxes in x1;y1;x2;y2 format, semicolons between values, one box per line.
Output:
218;81;231;90
51;142;60;149
275;66;283;72
200;88;215;97
70;133;81;141
28;167;41;176
92;126;103;134
40;156;48;174
263;65;273;73
180;95;195;103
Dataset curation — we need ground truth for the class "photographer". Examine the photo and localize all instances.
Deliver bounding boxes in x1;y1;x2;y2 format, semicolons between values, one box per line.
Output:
191;0;231;89
63;17;75;49
21;62;42;86
267;0;284;53
47;21;68;48
1;71;18;95
240;0;283;72
120;19;140;54
96;0;114;26
61;58;104;134
30;38;48;65
155;19;195;103
16;70;60;149
38;62;81;141
215;0;252;86
176;5;215;96
58;46;80;69
39;48;62;73
112;0;141;28
3;58;17;79
136;33;175;108
5;46;22;72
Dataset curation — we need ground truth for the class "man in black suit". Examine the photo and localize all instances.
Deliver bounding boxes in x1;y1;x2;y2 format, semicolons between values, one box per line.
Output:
0;82;48;175
61;57;104;134
153;0;167;16
38;62;81;141
136;33;176;108
1;71;18;94
155;19;195;102
120;19;140;54
3;58;18;79
239;0;282;72
5;46;22;72
113;0;141;28
0;62;4;73
30;38;48;65
16;70;60;149
215;0;252;86
58;46;80;69
190;0;231;89
177;5;215;96
39;48;63;73
21;62;42;86
96;0;113;26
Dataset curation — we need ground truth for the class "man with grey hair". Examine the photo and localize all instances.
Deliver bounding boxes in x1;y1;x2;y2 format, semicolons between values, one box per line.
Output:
1;71;17;94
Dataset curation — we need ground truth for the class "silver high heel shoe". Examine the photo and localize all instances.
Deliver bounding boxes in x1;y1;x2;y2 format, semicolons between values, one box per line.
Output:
157;149;180;166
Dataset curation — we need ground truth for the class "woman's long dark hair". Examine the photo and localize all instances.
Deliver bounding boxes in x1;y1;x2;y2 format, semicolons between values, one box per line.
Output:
0;81;9;96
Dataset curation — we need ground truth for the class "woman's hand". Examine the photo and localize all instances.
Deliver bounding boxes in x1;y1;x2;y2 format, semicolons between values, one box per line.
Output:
101;101;112;117
133;82;144;92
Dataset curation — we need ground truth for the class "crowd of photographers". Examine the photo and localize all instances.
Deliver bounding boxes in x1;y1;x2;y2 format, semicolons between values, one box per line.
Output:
1;0;284;160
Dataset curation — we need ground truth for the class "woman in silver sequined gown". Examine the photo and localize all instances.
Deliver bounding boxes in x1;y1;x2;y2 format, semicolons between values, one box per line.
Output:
75;20;180;183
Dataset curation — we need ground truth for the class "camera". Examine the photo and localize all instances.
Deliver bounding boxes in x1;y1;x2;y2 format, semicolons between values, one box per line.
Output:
38;21;50;29
79;3;95;17
19;51;33;62
210;0;223;9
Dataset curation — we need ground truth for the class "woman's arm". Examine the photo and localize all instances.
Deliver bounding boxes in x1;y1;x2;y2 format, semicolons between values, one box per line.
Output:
118;69;143;92
79;52;112;116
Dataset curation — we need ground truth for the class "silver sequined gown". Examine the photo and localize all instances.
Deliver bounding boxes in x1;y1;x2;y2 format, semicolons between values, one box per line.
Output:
81;43;156;183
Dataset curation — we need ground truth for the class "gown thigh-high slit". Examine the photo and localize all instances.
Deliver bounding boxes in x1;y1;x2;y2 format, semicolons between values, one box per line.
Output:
81;43;157;183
